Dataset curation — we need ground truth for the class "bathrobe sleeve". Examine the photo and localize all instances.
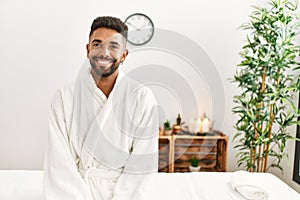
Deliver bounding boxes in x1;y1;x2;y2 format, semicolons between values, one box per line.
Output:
43;90;93;200
112;88;159;200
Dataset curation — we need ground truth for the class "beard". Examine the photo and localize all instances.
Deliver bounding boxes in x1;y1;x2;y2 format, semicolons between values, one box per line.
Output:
89;56;121;77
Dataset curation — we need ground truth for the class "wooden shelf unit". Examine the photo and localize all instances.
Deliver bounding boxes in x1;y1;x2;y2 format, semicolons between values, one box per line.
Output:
158;133;228;173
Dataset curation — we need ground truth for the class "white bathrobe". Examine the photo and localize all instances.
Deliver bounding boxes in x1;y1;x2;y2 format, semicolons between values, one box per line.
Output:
44;64;159;200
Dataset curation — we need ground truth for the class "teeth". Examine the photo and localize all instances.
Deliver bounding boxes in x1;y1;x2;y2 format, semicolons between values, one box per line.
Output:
96;60;111;65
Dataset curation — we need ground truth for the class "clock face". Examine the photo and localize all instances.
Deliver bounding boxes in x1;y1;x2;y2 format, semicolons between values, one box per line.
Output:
125;13;154;45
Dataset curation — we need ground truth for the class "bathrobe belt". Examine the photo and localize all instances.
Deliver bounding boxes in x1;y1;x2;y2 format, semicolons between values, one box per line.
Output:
78;167;121;182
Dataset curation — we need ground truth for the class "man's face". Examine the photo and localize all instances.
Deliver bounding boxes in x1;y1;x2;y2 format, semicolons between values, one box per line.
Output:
87;28;128;77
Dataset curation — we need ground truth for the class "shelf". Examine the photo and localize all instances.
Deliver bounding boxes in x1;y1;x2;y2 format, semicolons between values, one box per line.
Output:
174;152;217;155
158;132;228;173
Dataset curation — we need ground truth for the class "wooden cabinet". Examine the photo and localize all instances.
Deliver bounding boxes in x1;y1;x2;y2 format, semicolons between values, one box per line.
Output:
159;132;228;173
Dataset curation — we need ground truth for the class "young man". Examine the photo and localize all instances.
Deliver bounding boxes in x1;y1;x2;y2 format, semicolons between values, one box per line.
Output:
44;16;159;200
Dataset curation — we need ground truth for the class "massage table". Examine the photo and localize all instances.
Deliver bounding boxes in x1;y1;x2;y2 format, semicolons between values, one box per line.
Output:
0;170;298;200
0;170;43;200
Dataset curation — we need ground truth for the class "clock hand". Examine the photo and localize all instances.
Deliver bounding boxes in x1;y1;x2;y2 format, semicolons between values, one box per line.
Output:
139;24;151;29
126;21;140;30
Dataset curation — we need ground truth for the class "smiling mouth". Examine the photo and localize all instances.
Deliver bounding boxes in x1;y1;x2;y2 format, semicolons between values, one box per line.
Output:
95;58;113;65
96;60;112;65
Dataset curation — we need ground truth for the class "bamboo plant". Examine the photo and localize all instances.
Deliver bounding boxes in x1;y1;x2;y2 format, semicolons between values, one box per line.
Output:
232;0;300;172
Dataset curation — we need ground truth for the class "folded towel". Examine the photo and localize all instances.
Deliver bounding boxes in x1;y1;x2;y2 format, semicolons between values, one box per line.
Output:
231;171;268;200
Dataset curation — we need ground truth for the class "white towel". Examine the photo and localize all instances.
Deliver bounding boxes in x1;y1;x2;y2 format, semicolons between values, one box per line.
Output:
231;171;268;200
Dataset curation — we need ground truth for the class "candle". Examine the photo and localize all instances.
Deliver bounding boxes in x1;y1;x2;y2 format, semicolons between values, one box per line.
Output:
202;117;210;133
188;118;195;133
194;117;201;133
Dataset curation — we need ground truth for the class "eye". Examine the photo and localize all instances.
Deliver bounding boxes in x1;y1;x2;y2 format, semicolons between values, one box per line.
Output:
92;43;100;47
110;44;119;50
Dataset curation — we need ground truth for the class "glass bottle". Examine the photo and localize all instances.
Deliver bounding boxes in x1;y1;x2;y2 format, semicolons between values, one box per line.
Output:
176;114;181;125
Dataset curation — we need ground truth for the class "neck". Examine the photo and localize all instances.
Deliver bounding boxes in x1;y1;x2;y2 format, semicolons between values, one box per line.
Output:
91;70;119;98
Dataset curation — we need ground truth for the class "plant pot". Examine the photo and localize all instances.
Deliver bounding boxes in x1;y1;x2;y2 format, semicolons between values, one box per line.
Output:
189;165;201;172
164;129;172;135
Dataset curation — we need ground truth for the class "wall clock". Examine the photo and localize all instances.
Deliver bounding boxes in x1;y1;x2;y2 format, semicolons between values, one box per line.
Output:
124;13;154;45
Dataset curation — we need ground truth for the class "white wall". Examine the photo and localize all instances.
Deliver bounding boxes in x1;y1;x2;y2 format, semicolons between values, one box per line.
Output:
1;0;299;192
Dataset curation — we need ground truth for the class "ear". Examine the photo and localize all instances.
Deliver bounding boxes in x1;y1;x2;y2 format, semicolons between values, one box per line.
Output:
120;49;129;63
86;44;90;58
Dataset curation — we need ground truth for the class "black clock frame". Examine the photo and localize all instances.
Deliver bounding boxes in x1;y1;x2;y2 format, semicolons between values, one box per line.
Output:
124;13;154;46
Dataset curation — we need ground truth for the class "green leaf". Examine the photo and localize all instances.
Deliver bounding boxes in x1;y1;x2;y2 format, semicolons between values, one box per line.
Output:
232;0;300;172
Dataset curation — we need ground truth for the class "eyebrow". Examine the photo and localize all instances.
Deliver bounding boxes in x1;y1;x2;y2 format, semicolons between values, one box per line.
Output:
91;39;102;43
109;41;120;46
91;39;120;46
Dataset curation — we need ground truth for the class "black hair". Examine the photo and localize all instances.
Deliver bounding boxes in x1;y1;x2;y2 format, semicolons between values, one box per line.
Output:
89;16;128;39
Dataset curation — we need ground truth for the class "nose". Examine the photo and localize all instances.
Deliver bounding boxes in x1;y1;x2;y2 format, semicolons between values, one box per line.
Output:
97;44;110;57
